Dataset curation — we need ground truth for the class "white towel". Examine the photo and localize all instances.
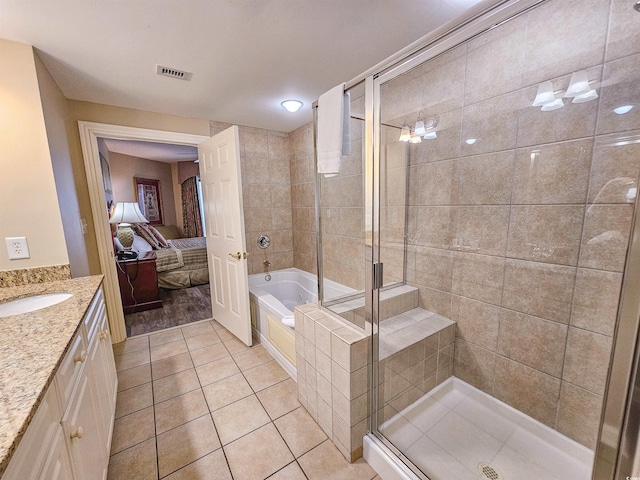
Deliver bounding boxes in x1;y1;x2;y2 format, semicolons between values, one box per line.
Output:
317;83;350;177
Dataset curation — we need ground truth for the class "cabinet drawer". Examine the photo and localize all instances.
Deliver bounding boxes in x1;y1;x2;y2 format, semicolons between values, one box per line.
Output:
55;331;87;408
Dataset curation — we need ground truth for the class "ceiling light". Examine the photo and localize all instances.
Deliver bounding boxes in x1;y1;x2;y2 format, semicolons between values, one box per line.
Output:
465;138;477;145
564;70;591;98
399;126;411;142
281;100;303;112
614;105;634;115
532;81;556;106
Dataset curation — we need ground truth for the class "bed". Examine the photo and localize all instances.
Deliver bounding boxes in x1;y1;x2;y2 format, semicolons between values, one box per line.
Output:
118;225;209;289
155;237;209;289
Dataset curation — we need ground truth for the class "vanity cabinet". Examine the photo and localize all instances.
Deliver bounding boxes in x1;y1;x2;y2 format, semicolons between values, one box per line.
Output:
2;286;116;480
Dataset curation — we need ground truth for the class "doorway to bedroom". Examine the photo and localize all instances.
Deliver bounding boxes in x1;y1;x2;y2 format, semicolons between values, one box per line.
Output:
97;136;213;336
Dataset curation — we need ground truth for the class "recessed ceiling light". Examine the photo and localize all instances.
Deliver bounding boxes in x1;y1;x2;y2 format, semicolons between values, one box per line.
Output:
281;100;303;112
465;138;477;145
614;105;634;115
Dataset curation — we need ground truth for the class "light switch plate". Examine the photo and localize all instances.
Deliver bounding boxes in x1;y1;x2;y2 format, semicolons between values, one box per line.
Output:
5;237;30;260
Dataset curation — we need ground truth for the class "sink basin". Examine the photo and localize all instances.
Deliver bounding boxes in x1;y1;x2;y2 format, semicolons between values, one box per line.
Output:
0;293;73;318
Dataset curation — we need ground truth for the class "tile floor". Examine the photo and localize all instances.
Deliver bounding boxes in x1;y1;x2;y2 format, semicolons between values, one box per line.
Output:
110;318;380;480
380;378;594;480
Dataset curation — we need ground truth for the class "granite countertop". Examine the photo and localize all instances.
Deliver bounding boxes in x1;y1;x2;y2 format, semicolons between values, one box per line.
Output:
0;275;104;476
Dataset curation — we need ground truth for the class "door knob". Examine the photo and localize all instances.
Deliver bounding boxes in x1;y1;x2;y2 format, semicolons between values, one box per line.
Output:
229;252;242;260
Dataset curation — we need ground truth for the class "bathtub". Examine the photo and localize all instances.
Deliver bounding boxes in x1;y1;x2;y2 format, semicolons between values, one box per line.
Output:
248;268;356;378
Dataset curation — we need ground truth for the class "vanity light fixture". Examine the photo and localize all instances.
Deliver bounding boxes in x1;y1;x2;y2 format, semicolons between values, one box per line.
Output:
399;126;411;142
281;100;303;112
409;134;422;143
564;70;591;98
414;112;426;136
423;131;437;139
614;105;634;115
422;117;438;139
541;98;565;111
532;81;556;106
572;89;598;104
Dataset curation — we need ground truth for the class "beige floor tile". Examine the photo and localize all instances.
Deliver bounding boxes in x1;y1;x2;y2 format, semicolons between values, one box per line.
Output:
157;415;222;478
244;360;290;392
212;395;271;445
115;349;150;372
298;440;376;480
223;337;251;354
153;368;200;403
181;321;216;339
224;423;294;480
274;407;327;457
107;437;157;480
110;406;155;455
267;461;307;480
163;449;232;480
202;373;253;411
150;339;189;362
149;328;184;347
195;356;240;386
117;363;151;392
115;382;153;419
233;344;275;371
185;331;222;351
152;352;194;380
155;389;210;434
256;378;300;420
112;335;149;356
190;342;230;367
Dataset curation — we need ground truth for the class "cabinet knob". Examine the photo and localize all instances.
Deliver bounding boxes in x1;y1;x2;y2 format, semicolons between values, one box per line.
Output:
74;351;86;363
70;426;84;439
100;329;108;340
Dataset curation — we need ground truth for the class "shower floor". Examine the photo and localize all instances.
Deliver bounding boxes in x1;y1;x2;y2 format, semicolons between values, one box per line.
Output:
379;378;593;480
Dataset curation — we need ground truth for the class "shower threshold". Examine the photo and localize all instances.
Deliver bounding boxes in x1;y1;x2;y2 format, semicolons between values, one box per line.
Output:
375;378;593;480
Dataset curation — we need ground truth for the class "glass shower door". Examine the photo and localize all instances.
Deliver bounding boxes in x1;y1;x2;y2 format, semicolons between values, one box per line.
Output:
370;0;640;478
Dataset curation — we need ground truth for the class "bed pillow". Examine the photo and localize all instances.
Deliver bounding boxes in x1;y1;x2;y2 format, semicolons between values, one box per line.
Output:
133;224;160;249
131;233;153;254
147;225;170;248
154;225;183;240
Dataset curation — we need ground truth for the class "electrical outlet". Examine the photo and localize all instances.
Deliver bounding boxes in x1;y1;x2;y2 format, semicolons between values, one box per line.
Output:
5;237;30;260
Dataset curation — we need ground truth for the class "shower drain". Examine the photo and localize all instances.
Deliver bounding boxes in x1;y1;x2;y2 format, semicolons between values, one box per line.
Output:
477;463;503;480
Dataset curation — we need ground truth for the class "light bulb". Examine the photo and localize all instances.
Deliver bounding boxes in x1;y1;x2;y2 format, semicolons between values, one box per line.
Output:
399;126;411;142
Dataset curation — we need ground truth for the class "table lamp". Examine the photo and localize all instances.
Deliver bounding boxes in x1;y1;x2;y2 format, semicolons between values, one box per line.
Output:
109;202;149;250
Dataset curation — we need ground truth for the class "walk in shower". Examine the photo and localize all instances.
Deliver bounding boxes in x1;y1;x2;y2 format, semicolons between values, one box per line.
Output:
316;0;640;478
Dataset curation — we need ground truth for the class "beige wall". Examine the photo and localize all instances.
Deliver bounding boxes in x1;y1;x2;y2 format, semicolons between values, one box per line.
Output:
0;40;69;272
108;152;178;227
34;52;92;277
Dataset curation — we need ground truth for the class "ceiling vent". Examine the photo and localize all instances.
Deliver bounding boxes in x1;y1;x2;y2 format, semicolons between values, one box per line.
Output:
155;64;193;81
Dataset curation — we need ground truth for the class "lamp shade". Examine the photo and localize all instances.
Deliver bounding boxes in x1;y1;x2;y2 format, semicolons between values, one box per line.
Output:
399;126;411;142
564;70;591;98
109;202;149;225
532;81;556;107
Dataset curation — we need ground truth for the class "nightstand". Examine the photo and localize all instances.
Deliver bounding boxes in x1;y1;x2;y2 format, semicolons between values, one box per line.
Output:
116;251;162;313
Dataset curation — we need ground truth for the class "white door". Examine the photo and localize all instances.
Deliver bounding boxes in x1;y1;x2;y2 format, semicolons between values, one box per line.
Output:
198;126;252;346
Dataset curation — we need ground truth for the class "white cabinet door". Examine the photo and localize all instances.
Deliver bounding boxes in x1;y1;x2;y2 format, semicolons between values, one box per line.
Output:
89;309;116;448
38;426;74;480
62;368;107;480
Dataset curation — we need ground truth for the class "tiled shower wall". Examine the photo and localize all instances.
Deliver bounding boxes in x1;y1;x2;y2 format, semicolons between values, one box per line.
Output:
289;123;317;275
210;121;294;275
379;0;640;449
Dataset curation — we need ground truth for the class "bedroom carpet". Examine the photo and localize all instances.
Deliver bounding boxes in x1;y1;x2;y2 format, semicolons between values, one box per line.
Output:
125;284;212;336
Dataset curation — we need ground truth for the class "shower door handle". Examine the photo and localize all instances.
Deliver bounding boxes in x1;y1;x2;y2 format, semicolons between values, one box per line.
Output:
229;252;242;260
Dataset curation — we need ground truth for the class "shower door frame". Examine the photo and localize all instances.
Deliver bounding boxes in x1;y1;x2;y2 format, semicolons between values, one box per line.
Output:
363;1;640;479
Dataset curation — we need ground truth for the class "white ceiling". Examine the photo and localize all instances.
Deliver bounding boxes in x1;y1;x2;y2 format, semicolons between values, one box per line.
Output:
0;0;481;133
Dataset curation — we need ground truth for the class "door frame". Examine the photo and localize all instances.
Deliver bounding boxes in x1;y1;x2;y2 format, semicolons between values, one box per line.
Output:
78;121;209;343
